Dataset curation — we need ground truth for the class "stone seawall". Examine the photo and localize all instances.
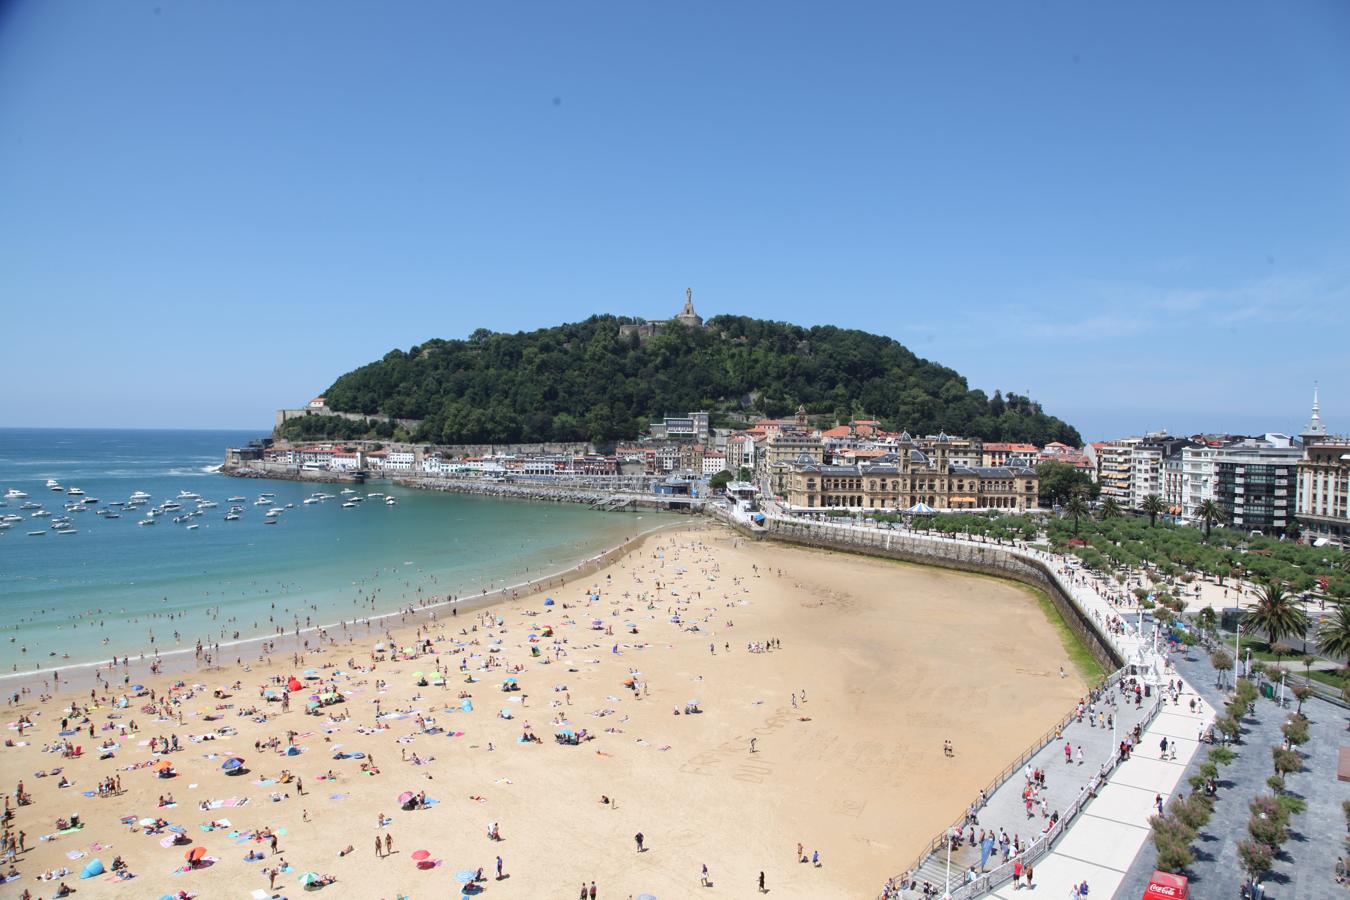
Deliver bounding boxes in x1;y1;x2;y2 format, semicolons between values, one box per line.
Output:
220;463;364;484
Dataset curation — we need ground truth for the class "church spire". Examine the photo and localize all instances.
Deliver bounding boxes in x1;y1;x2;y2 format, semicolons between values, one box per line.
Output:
1302;382;1326;442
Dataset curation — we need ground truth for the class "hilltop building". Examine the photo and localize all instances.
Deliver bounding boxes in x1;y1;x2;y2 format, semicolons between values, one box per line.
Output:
619;288;707;341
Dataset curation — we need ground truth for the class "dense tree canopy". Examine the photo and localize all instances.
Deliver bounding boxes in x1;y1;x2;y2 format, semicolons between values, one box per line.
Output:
303;315;1083;446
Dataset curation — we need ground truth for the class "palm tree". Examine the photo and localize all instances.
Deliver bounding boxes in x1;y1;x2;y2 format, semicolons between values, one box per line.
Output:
1317;602;1350;664
1195;499;1226;542
1244;580;1308;667
1064;493;1089;536
1142;494;1165;528
1100;497;1123;520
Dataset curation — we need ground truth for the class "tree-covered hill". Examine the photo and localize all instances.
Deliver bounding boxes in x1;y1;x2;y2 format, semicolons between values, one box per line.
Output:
286;315;1082;446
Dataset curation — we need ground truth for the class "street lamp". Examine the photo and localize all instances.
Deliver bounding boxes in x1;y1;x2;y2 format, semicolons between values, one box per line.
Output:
1233;622;1242;690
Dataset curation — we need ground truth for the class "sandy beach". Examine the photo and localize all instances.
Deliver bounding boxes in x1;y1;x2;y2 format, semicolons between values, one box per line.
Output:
1;524;1088;899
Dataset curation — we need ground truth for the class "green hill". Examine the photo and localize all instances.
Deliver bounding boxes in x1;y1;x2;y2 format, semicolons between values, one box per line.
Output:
280;315;1082;447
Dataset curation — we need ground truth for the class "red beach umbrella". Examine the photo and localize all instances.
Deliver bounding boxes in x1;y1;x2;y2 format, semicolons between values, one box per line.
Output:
411;849;430;861
186;846;207;862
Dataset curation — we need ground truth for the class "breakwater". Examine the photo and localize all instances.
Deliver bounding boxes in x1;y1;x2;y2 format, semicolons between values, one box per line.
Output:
389;475;706;512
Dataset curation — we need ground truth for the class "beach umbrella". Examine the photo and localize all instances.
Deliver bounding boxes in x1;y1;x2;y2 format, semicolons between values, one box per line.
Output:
637;894;657;900
186;846;207;862
398;791;415;804
138;817;157;827
688;699;700;706
221;757;245;771
155;759;173;771
287;677;303;692
544;597;554;605
304;667;319;677
453;869;477;883
79;858;104;879
504;677;517;684
411;849;430;861
298;871;320;885
500;708;513;719
285;745;301;756
131;684;145;691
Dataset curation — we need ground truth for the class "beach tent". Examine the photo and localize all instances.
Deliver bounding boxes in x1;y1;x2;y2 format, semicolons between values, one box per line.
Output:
287;677;303;692
285;745;301;756
460;699;473;712
544;598;554;606
79;858;104;879
186;846;207;863
905;502;936;514
1143;871;1188;899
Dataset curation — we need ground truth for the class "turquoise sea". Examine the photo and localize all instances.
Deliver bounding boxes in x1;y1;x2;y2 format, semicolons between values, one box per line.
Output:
0;428;676;675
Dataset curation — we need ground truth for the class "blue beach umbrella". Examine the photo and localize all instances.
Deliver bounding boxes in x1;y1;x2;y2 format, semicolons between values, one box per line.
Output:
79;858;104;879
221;757;245;771
454;869;477;883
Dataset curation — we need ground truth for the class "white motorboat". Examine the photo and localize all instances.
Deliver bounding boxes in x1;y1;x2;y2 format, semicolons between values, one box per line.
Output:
5;489;28;499
267;507;285;515
186;524;199;530
104;513;120;519
30;510;51;518
130;490;152;500
20;501;40;510
224;513;240;521
303;498;320;505
138;518;156;526
178;490;201;499
196;500;218;509
385;497;397;505
27;530;45;536
47;480;63;491
82;496;99;504
342;501;357;508
0;522;10;530
227;495;245;502
254;498;270;506
67;487;84;496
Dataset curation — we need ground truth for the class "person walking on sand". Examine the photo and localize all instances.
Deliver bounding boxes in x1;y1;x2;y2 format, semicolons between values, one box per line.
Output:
384;832;392;856
759;871;767;892
701;863;710;886
496;855;503;879
375;836;382;858
589;880;597;899
635;831;644;852
750;737;757;753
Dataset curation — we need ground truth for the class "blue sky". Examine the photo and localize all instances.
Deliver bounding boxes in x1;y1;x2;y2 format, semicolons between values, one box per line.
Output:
1;2;1346;441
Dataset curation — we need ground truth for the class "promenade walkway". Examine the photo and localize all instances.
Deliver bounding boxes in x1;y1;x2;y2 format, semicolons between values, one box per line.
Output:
750;518;1216;899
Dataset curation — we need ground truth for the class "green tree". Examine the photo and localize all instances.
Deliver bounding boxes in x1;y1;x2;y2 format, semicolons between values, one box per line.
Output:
1195;499;1226;542
1317;602;1350;662
1244;581;1308;666
1142;494;1165;528
1064;493;1089;536
709;470;731;492
1100;497;1123;520
1037;461;1097;507
736;467;752;482
1210;648;1234;688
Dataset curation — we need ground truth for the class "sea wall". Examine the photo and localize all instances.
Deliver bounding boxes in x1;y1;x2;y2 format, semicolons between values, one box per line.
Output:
220;462;364;484
392;476;705;513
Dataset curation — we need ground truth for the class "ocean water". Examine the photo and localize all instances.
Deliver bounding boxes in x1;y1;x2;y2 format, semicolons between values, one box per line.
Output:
0;428;676;674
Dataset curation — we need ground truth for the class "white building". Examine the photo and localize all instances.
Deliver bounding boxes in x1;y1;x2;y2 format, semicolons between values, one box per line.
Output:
384;450;415;472
701;451;727;476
